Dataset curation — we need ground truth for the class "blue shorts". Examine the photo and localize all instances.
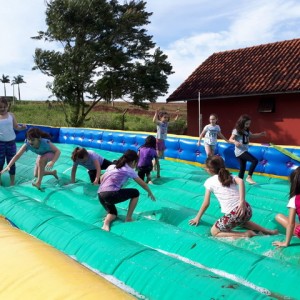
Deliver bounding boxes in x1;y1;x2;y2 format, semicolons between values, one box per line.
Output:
0;140;17;175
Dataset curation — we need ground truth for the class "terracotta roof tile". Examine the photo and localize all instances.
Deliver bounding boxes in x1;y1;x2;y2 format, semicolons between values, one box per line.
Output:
167;39;300;101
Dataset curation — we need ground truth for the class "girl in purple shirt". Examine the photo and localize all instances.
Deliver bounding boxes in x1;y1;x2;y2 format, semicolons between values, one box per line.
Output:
71;147;112;184
98;150;155;231
137;135;160;184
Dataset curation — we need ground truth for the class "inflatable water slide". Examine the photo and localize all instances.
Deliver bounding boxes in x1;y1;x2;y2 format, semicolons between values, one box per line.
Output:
0;125;300;299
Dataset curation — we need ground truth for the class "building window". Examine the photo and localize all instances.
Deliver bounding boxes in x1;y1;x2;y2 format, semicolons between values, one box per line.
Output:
258;97;275;113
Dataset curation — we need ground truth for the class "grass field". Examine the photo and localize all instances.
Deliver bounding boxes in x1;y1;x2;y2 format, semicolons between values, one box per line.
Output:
10;100;187;134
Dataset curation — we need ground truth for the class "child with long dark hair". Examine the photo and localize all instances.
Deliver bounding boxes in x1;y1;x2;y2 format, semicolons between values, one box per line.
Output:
273;167;300;247
98;150;155;231
189;155;277;238
137;135;160;184
71;147;112;184
229;114;266;184
1;127;60;190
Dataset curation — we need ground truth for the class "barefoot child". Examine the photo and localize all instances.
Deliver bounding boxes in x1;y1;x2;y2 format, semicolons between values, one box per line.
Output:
98;150;155;231
137;135;160;184
273;167;300;247
1;127;60;190
197;113;229;157
229;114;266;185
189;155;278;238
153;109;178;159
0;96;27;185
70;147;112;184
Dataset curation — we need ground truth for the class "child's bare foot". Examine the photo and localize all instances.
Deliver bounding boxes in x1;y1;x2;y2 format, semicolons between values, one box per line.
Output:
246;177;257;185
245;230;257;238
101;214;116;231
125;218;133;222
262;229;278;235
32;182;41;190
101;224;110;231
148;181;154;184
52;170;58;180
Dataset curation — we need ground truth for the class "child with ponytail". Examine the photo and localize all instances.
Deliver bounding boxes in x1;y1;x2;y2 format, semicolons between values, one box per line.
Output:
189;155;277;238
98;150;155;231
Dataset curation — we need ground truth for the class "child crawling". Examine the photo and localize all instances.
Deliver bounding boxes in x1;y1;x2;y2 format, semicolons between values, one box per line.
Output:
189;155;278;238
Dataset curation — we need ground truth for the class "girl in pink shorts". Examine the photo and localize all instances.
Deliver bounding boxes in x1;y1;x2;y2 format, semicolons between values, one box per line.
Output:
153;110;178;159
273;167;300;247
189;155;278;238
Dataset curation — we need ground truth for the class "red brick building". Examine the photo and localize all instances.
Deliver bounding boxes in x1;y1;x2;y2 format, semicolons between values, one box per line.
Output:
167;39;300;145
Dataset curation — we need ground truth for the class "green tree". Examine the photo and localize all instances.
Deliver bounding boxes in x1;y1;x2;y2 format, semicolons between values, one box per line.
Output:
0;74;10;97
12;75;26;100
32;0;173;127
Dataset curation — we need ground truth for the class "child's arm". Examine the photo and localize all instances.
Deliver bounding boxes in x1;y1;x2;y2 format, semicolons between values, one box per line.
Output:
100;172;107;184
134;177;155;201
234;177;247;217
45;143;61;169
250;131;266;138
11;113;27;131
153;110;159;123
93;159;101;184
273;208;296;247
1;144;27;173
218;132;230;143
70;165;77;183
229;133;242;147
197;128;207;146
189;189;211;226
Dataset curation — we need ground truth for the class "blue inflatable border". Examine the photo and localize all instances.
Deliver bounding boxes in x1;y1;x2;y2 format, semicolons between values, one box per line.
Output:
16;125;300;178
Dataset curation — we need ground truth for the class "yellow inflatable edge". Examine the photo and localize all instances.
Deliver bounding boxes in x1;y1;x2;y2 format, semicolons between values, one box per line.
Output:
0;217;133;300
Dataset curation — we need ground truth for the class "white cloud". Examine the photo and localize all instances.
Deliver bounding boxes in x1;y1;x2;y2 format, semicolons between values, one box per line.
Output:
162;0;300;99
1;0;300;101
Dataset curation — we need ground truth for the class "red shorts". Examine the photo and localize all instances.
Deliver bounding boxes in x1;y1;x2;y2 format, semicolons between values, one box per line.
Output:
294;225;300;238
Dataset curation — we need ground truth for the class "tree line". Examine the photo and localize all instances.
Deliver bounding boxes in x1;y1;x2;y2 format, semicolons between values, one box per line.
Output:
0;74;26;101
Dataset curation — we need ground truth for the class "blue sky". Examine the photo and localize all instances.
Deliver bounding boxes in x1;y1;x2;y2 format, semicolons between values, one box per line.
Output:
1;0;300;101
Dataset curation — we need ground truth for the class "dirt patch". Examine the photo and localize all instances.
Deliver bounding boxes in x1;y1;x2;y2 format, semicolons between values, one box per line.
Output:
92;101;187;118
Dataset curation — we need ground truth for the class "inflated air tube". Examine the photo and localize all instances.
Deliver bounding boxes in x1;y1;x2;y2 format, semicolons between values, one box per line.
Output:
15;126;300;178
0;125;297;299
0;187;271;300
0;217;132;299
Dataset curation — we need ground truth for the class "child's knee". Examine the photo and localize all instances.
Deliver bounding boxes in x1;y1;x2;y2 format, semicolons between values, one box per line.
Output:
275;213;284;222
211;225;219;236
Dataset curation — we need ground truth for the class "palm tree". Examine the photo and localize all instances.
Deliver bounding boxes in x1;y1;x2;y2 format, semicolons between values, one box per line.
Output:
0;74;10;97
11;82;16;105
12;75;26;100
